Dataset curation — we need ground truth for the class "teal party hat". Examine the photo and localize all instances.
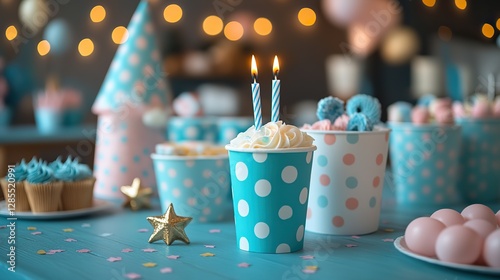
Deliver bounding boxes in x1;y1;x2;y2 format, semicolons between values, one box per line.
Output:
92;0;170;115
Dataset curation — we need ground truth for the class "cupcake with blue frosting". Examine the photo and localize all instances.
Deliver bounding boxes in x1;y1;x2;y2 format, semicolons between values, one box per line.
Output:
54;157;95;210
1;159;32;212
24;160;62;213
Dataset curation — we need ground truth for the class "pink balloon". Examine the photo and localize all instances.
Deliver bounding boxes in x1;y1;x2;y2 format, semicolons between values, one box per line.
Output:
322;0;369;27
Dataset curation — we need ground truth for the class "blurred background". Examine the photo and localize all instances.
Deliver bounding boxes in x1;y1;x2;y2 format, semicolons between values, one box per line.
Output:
0;0;499;166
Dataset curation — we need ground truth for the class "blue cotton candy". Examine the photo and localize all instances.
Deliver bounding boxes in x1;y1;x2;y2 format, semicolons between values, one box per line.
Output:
417;94;436;108
316;96;344;122
347;113;373;131
346;94;381;124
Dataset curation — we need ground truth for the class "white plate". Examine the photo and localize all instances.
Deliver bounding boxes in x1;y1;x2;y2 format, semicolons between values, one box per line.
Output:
0;199;116;220
394;236;500;275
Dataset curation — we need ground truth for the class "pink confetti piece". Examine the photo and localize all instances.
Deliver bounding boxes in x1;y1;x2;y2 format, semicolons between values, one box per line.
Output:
0;225;7;229
238;262;251;268
302;269;317;274
81;223;91;227
107;257;122;262
76;249;90;253
167;255;180;260
204;245;215;248
142;248;157;253
31;231;42;235
382;238;394;242
64;238;77;242
45;249;64;255
160;267;173;274
124;272;142;279
122;248;133;253
209;229;221;233
100;233;112;237
351;235;360;239
137;228;148;232
300;255;314;260
345;244;358;248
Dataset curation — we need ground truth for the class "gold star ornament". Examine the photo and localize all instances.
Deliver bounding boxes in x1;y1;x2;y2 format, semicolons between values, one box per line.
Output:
121;178;153;211
146;203;192;245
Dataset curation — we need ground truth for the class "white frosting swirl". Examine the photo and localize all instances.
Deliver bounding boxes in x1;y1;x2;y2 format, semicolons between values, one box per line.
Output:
228;121;314;149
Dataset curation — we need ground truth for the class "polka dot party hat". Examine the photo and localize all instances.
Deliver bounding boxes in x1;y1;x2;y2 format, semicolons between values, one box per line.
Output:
92;0;171;115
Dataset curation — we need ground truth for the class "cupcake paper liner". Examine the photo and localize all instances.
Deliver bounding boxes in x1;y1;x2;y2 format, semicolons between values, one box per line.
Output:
61;177;96;211
1;179;31;212
25;181;63;213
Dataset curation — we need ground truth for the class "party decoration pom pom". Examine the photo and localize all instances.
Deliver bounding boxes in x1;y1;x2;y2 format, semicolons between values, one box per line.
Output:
316;96;344;122
347;113;373;131
346;94;381;124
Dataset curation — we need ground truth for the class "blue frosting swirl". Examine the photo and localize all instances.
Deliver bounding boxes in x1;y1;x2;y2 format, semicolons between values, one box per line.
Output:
347;113;373;132
26;162;54;184
346;94;381;124
27;157;40;172
54;158;92;181
316;96;344;122
11;160;28;181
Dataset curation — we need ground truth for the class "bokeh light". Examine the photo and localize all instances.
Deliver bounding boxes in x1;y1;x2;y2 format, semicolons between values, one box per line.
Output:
203;15;223;36
224;21;244;41
5;25;17;41
112;26;129;44
496;18;500;31
163;4;182;23
298;8;316;27
37;40;50;56
78;38;94;57
254;17;272;36
482;23;494;39
90;5;106;23
454;0;467;10
422;0;436;8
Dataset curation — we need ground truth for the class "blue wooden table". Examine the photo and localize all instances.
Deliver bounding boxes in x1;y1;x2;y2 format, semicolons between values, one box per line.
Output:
1;189;498;280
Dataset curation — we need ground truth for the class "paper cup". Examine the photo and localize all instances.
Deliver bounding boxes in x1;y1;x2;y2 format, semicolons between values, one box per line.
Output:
217;117;253;145
303;129;390;235
388;123;462;206
227;146;316;253
151;153;231;222
167;117;217;143
35;108;63;134
456;118;500;202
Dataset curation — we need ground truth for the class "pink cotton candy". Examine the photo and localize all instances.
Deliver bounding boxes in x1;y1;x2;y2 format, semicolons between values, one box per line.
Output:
333;114;350;130
302;119;344;131
429;98;452;116
471;99;492;119
411;106;429;124
435;108;454;124
493;98;500;117
452;102;467;118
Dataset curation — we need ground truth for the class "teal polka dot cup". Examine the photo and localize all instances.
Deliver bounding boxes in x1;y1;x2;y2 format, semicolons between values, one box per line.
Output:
456;118;500;202
388;123;462;207
167;117;217;143
217;117;254;145
303;128;390;235
151;153;231;223
227;146;316;253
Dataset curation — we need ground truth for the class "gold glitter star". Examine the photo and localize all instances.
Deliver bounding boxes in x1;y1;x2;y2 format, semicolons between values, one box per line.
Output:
146;203;192;245
121;178;153;211
200;252;215;257
142;262;157;267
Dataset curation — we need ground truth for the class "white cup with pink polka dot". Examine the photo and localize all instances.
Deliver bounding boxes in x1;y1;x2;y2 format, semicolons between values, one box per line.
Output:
303;128;390;235
227;146;316;253
151;153;231;223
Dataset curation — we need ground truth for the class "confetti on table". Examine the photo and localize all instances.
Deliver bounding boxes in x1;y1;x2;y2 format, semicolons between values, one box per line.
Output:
345;244;358;248
238;262;250;268
209;229;221;233
107;257;122;262
300;255;315;260
351;235;360;239
200;252;215;257
137;228;148;232
81;223;91;227
167;255;180;260
46;249;64;255
302;265;319;274
124;272;142;279
37;250;46;255
383;228;394;232
31;231;42;235
122;248;133;253
160;267;173;274
0;225;6;229
143;262;157;268
142;248;157;253
382;238;394;242
27;227;37;231
100;233;113;237
76;249;91;253
204;245;215;248
64;238;77;242
63;228;74;232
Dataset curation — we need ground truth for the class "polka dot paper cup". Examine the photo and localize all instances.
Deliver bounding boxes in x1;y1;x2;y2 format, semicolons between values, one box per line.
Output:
456;118;500;203
388;123;462;207
167;117;217;143
303;128;390;235
151;153;231;223
226;146;316;254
